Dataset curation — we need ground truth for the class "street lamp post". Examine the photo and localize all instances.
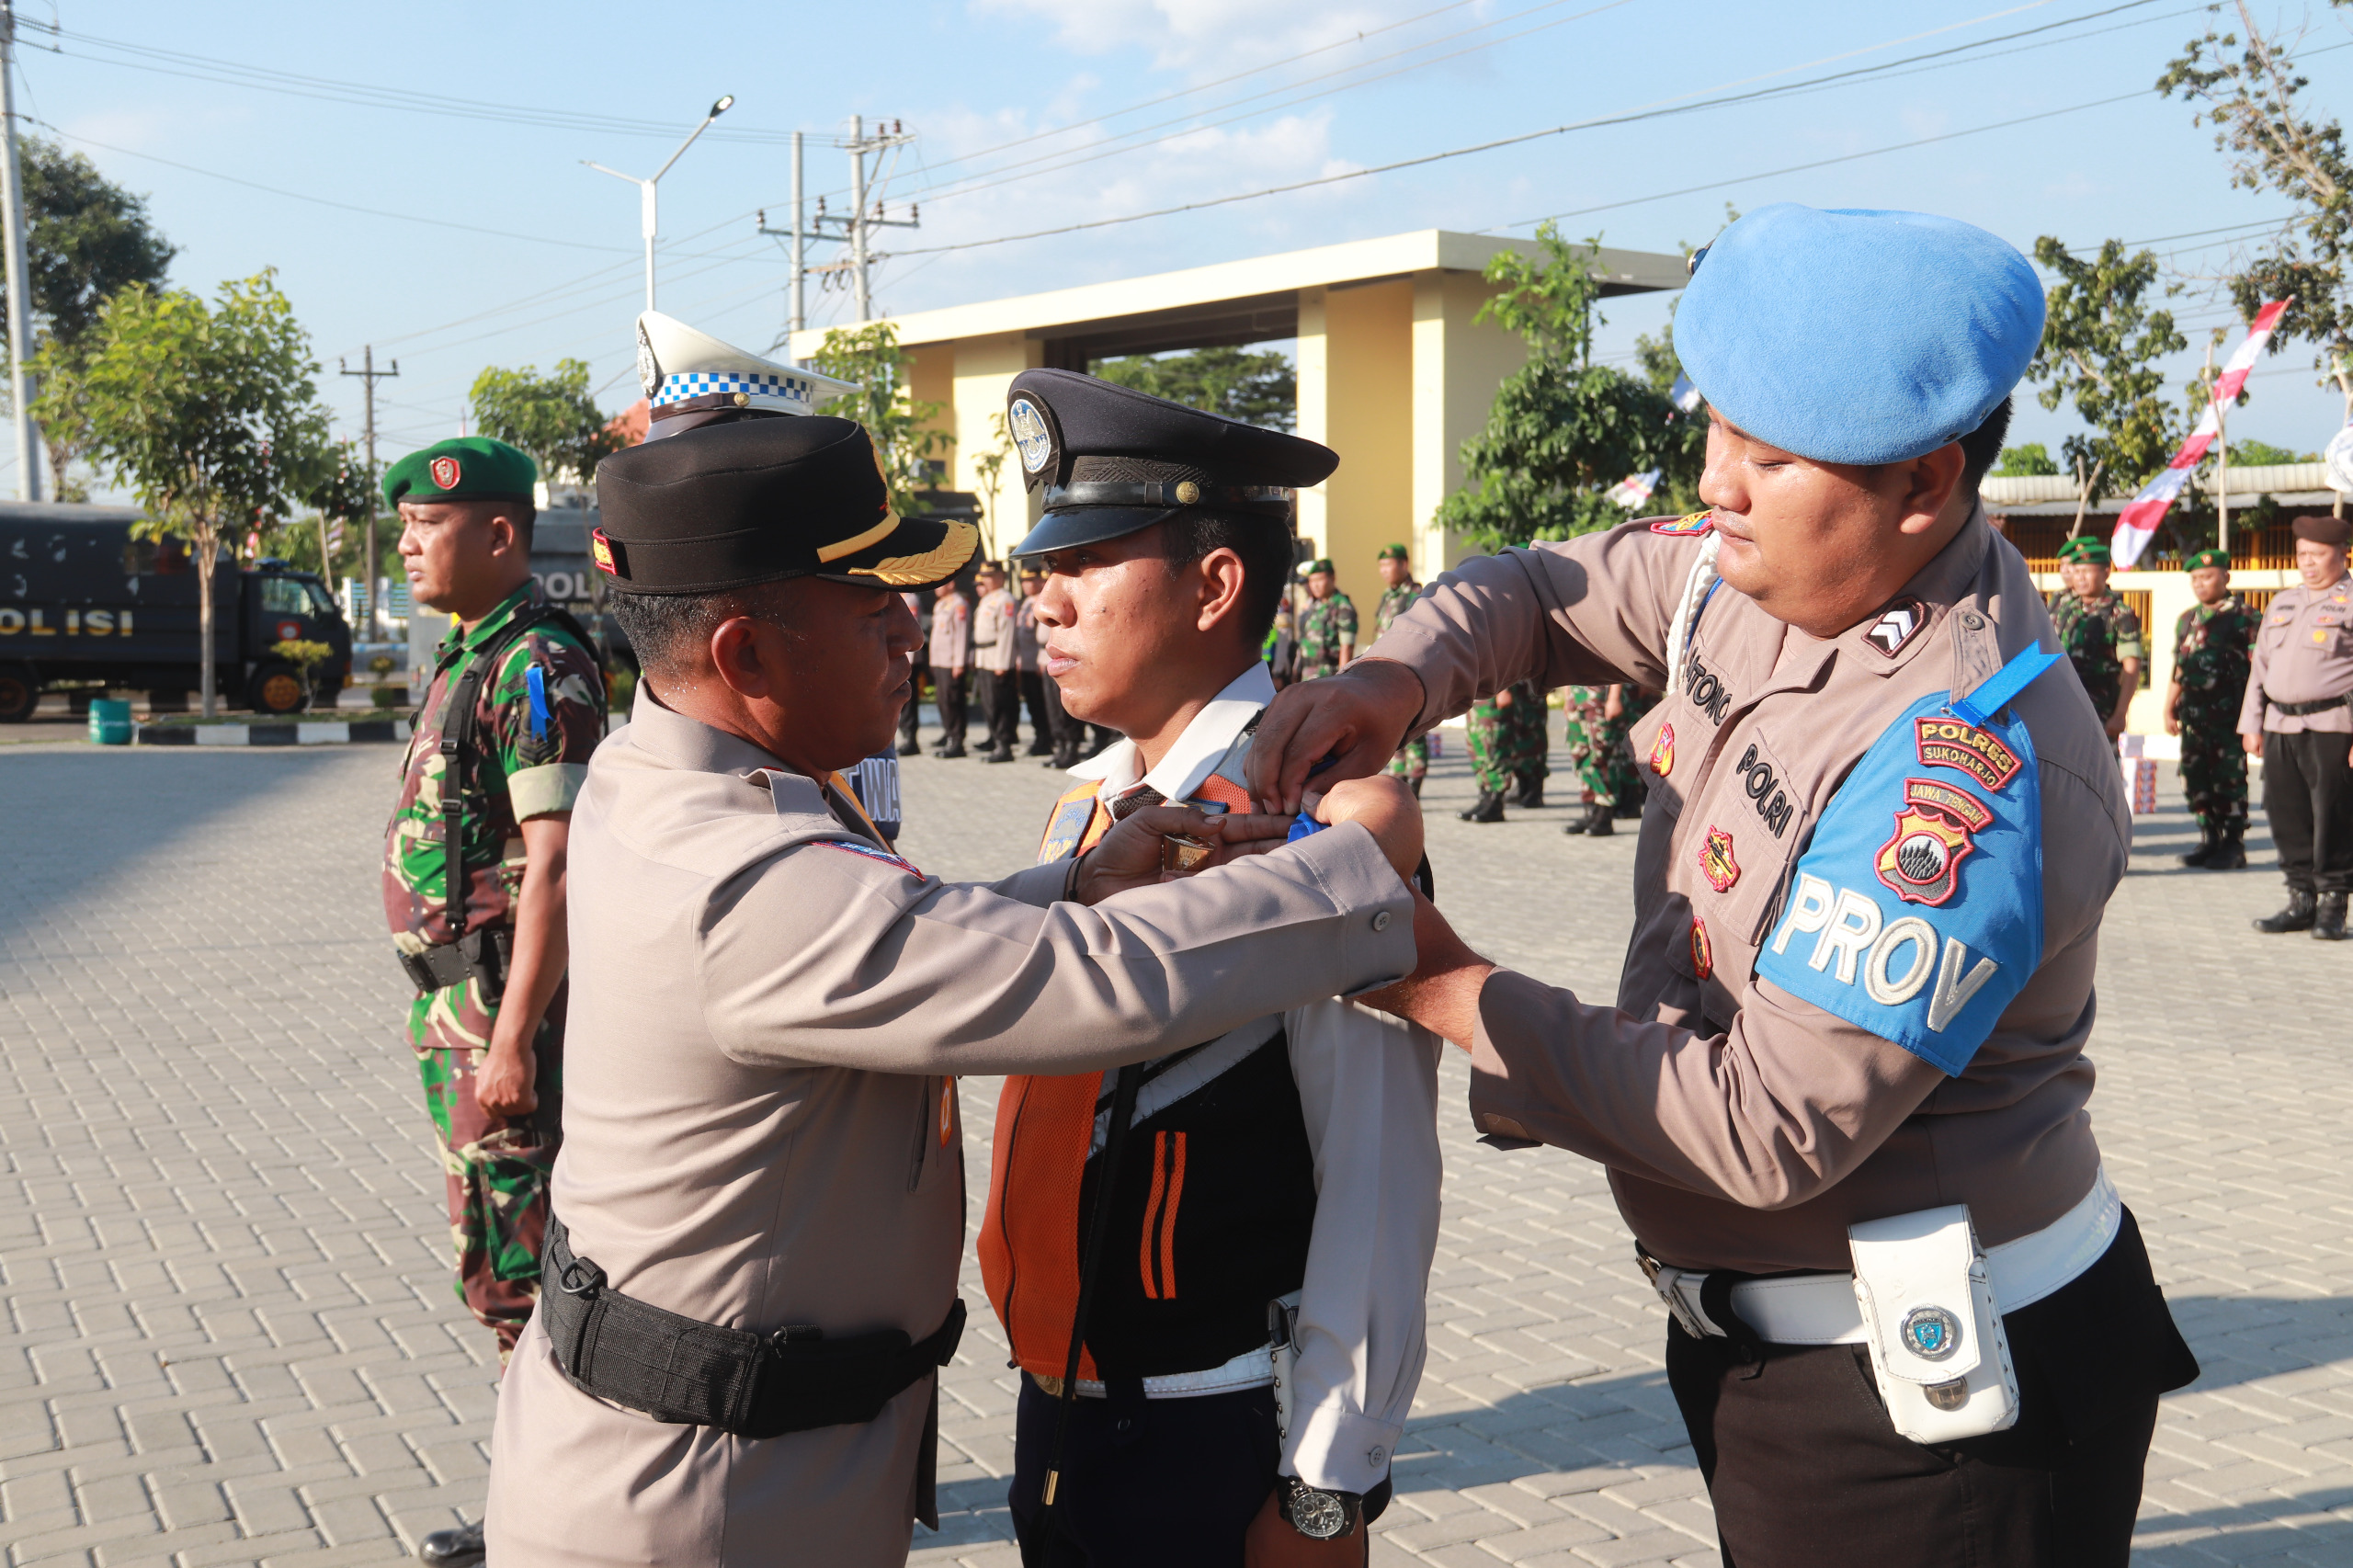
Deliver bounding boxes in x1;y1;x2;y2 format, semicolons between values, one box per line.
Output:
585;95;733;313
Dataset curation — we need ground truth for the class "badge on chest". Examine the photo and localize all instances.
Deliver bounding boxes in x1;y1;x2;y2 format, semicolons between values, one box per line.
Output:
1038;794;1098;864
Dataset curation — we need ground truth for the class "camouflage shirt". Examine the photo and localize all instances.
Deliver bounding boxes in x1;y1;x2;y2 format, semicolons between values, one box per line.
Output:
1373;580;1423;641
383;583;604;951
2050;590;2143;720
2172;594;2256;713
1296;589;1358;679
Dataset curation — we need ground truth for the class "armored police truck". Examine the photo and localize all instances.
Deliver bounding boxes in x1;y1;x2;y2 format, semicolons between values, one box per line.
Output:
0;503;349;722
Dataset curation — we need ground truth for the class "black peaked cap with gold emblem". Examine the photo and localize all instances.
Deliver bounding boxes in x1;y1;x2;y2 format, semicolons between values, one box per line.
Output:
1007;368;1336;557
591;415;978;596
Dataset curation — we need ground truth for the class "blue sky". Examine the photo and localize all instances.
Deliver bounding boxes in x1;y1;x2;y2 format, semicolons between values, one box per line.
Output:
16;0;2353;481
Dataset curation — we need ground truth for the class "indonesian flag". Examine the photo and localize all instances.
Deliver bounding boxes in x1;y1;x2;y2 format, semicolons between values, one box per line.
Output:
2110;298;2290;568
1607;469;1662;509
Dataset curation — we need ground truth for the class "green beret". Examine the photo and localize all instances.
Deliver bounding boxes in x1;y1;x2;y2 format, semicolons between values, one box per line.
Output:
1375;543;1410;562
2186;549;2230;572
383;437;537;508
2056;535;2110;565
1300;557;1336;577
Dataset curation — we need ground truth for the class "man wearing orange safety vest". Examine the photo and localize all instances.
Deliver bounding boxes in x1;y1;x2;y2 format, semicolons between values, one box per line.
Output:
982;369;1444;1567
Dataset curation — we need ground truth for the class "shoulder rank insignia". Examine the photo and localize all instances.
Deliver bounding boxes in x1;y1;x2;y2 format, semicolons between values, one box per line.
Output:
1649;510;1715;537
1037;791;1097;865
1863;597;1925;657
815;839;924;879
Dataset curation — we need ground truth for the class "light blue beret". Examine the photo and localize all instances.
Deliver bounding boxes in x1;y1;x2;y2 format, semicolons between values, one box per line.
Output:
1676;204;2045;466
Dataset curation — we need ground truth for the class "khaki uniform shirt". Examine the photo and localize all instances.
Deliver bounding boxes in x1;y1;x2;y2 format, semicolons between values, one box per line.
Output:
928;592;971;672
486;688;1415;1567
1370;510;2122;1274
972;587;1019;676
2238;574;2353;735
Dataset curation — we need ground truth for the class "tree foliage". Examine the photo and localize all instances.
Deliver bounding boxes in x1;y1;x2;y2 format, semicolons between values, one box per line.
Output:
809;321;953;515
2024;236;2187;530
2231;437;2321;465
2157;1;2353;414
284;439;377;583
1091;345;1297;431
34;273;331;715
1994;443;2061;477
470;358;622;493
1437;224;1699;550
7;137;176;349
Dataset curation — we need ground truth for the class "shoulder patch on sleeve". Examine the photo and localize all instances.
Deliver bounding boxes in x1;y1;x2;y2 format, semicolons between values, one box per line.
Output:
1755;692;2043;1076
1649;510;1715;537
813;839;925;880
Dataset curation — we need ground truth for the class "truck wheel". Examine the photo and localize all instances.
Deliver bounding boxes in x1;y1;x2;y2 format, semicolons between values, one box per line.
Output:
0;663;35;723
244;662;310;716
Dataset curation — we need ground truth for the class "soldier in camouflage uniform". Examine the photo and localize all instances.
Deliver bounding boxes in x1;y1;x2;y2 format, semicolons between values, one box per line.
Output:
2049;533;2143;740
2165;547;2256;869
382;438;603;1383
1372;544;1431;795
1294;556;1358;680
1460;679;1548;822
1561;684;1660;836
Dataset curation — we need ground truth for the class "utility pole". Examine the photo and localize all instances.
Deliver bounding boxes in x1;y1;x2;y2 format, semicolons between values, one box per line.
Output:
585;96;733;314
0;0;40;502
761;119;917;338
791;131;805;334
340;347;398;642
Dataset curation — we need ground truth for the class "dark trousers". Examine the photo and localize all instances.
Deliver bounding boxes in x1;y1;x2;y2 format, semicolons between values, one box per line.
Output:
1008;1380;1390;1567
1021;670;1054;752
2263;727;2353;892
1665;1210;2194;1568
899;658;928;751
1040;673;1081;758
934;669;968;752
981;669;1021;756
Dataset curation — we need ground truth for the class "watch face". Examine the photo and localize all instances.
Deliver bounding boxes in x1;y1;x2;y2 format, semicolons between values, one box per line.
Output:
1290;1486;1349;1540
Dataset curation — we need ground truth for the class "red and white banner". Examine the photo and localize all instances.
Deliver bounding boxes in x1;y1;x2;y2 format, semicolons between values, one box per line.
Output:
2109;298;2290;569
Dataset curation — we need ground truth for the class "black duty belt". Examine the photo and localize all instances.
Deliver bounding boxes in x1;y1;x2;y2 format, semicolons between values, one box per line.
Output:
395;926;512;997
2267;692;2353;718
540;1218;965;1439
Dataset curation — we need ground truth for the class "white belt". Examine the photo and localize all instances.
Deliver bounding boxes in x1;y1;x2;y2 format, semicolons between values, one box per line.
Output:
1644;1165;2121;1346
1032;1341;1275;1401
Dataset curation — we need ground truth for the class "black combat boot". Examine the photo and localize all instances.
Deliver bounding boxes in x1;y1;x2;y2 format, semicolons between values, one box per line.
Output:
2205;827;2246;870
2178;823;2215;869
1583;801;1614;836
1458;790;1505;824
895;739;921;758
1515;776;1545;810
2316;891;2350;941
2254;887;2318;933
417;1519;485;1567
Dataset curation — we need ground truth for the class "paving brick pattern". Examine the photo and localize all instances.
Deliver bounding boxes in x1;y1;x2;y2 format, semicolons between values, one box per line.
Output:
1;717;2347;1566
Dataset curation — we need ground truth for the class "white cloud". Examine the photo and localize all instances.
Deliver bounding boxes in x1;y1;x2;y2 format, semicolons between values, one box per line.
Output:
970;0;1454;77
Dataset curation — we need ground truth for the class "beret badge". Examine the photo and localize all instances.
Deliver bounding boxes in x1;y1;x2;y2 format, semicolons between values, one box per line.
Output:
430;456;461;490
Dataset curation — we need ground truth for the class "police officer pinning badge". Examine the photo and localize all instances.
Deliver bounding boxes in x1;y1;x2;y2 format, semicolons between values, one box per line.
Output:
1008;396;1056;477
1700;826;1740;892
1901;1304;1963;1360
1864;597;1926;657
430;455;461;490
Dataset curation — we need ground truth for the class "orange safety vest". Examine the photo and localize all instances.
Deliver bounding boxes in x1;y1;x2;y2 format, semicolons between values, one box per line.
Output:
979;767;1255;1381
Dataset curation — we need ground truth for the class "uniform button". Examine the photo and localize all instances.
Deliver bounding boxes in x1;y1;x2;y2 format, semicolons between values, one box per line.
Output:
1368;1446;1386;1466
1372;910;1392;932
1961;611;1984;630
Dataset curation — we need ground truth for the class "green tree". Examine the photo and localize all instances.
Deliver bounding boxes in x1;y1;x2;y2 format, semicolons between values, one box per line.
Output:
808;321;953;516
10;137;176;349
1438;224;1698;549
2024;236;2188;536
470;358;622;495
2159;1;2353;433
1995;443;2061;476
297;439;376;586
1091;345;1296;430
34;273;331;716
2231;437;2320;465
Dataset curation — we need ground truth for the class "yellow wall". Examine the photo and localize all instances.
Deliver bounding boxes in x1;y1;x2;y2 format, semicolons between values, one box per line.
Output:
938;331;1042;562
1413;270;1529;581
1295;279;1414;611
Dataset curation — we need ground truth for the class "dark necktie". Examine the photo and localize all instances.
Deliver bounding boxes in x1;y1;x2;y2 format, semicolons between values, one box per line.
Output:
1110;785;1165;821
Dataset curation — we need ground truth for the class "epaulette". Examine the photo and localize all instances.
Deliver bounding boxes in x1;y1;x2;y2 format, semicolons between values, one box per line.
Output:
1649;510;1714;538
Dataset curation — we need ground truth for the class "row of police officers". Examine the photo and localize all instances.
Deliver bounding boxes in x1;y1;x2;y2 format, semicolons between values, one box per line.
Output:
380;209;2205;1568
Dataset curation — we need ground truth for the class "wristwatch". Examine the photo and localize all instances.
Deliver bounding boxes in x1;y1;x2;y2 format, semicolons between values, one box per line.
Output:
1277;1475;1363;1540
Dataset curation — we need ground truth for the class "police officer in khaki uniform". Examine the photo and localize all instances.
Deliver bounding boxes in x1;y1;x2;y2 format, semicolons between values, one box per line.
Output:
484;412;1430;1567
2242;515;2353;937
1250;205;2197;1567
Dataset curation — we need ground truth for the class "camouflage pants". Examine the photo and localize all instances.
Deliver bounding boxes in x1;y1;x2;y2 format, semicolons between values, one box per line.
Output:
1471;682;1550;794
1386;735;1429;783
407;975;563;1361
2178;714;2248;835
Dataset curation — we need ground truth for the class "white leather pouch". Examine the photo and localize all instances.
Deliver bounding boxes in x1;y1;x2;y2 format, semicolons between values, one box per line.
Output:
1268;1290;1302;1440
1847;1205;2018;1444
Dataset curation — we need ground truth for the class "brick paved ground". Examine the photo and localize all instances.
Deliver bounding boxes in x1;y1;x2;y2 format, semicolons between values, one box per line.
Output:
1;712;2348;1566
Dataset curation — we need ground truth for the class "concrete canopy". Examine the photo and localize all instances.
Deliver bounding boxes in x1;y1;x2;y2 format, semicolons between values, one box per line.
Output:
789;229;1687;610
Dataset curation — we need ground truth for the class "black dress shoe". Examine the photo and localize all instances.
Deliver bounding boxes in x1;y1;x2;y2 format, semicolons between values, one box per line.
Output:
2255;888;2318;933
895;741;921;758
418;1519;485;1567
2316;891;2349;940
985;748;1015;764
